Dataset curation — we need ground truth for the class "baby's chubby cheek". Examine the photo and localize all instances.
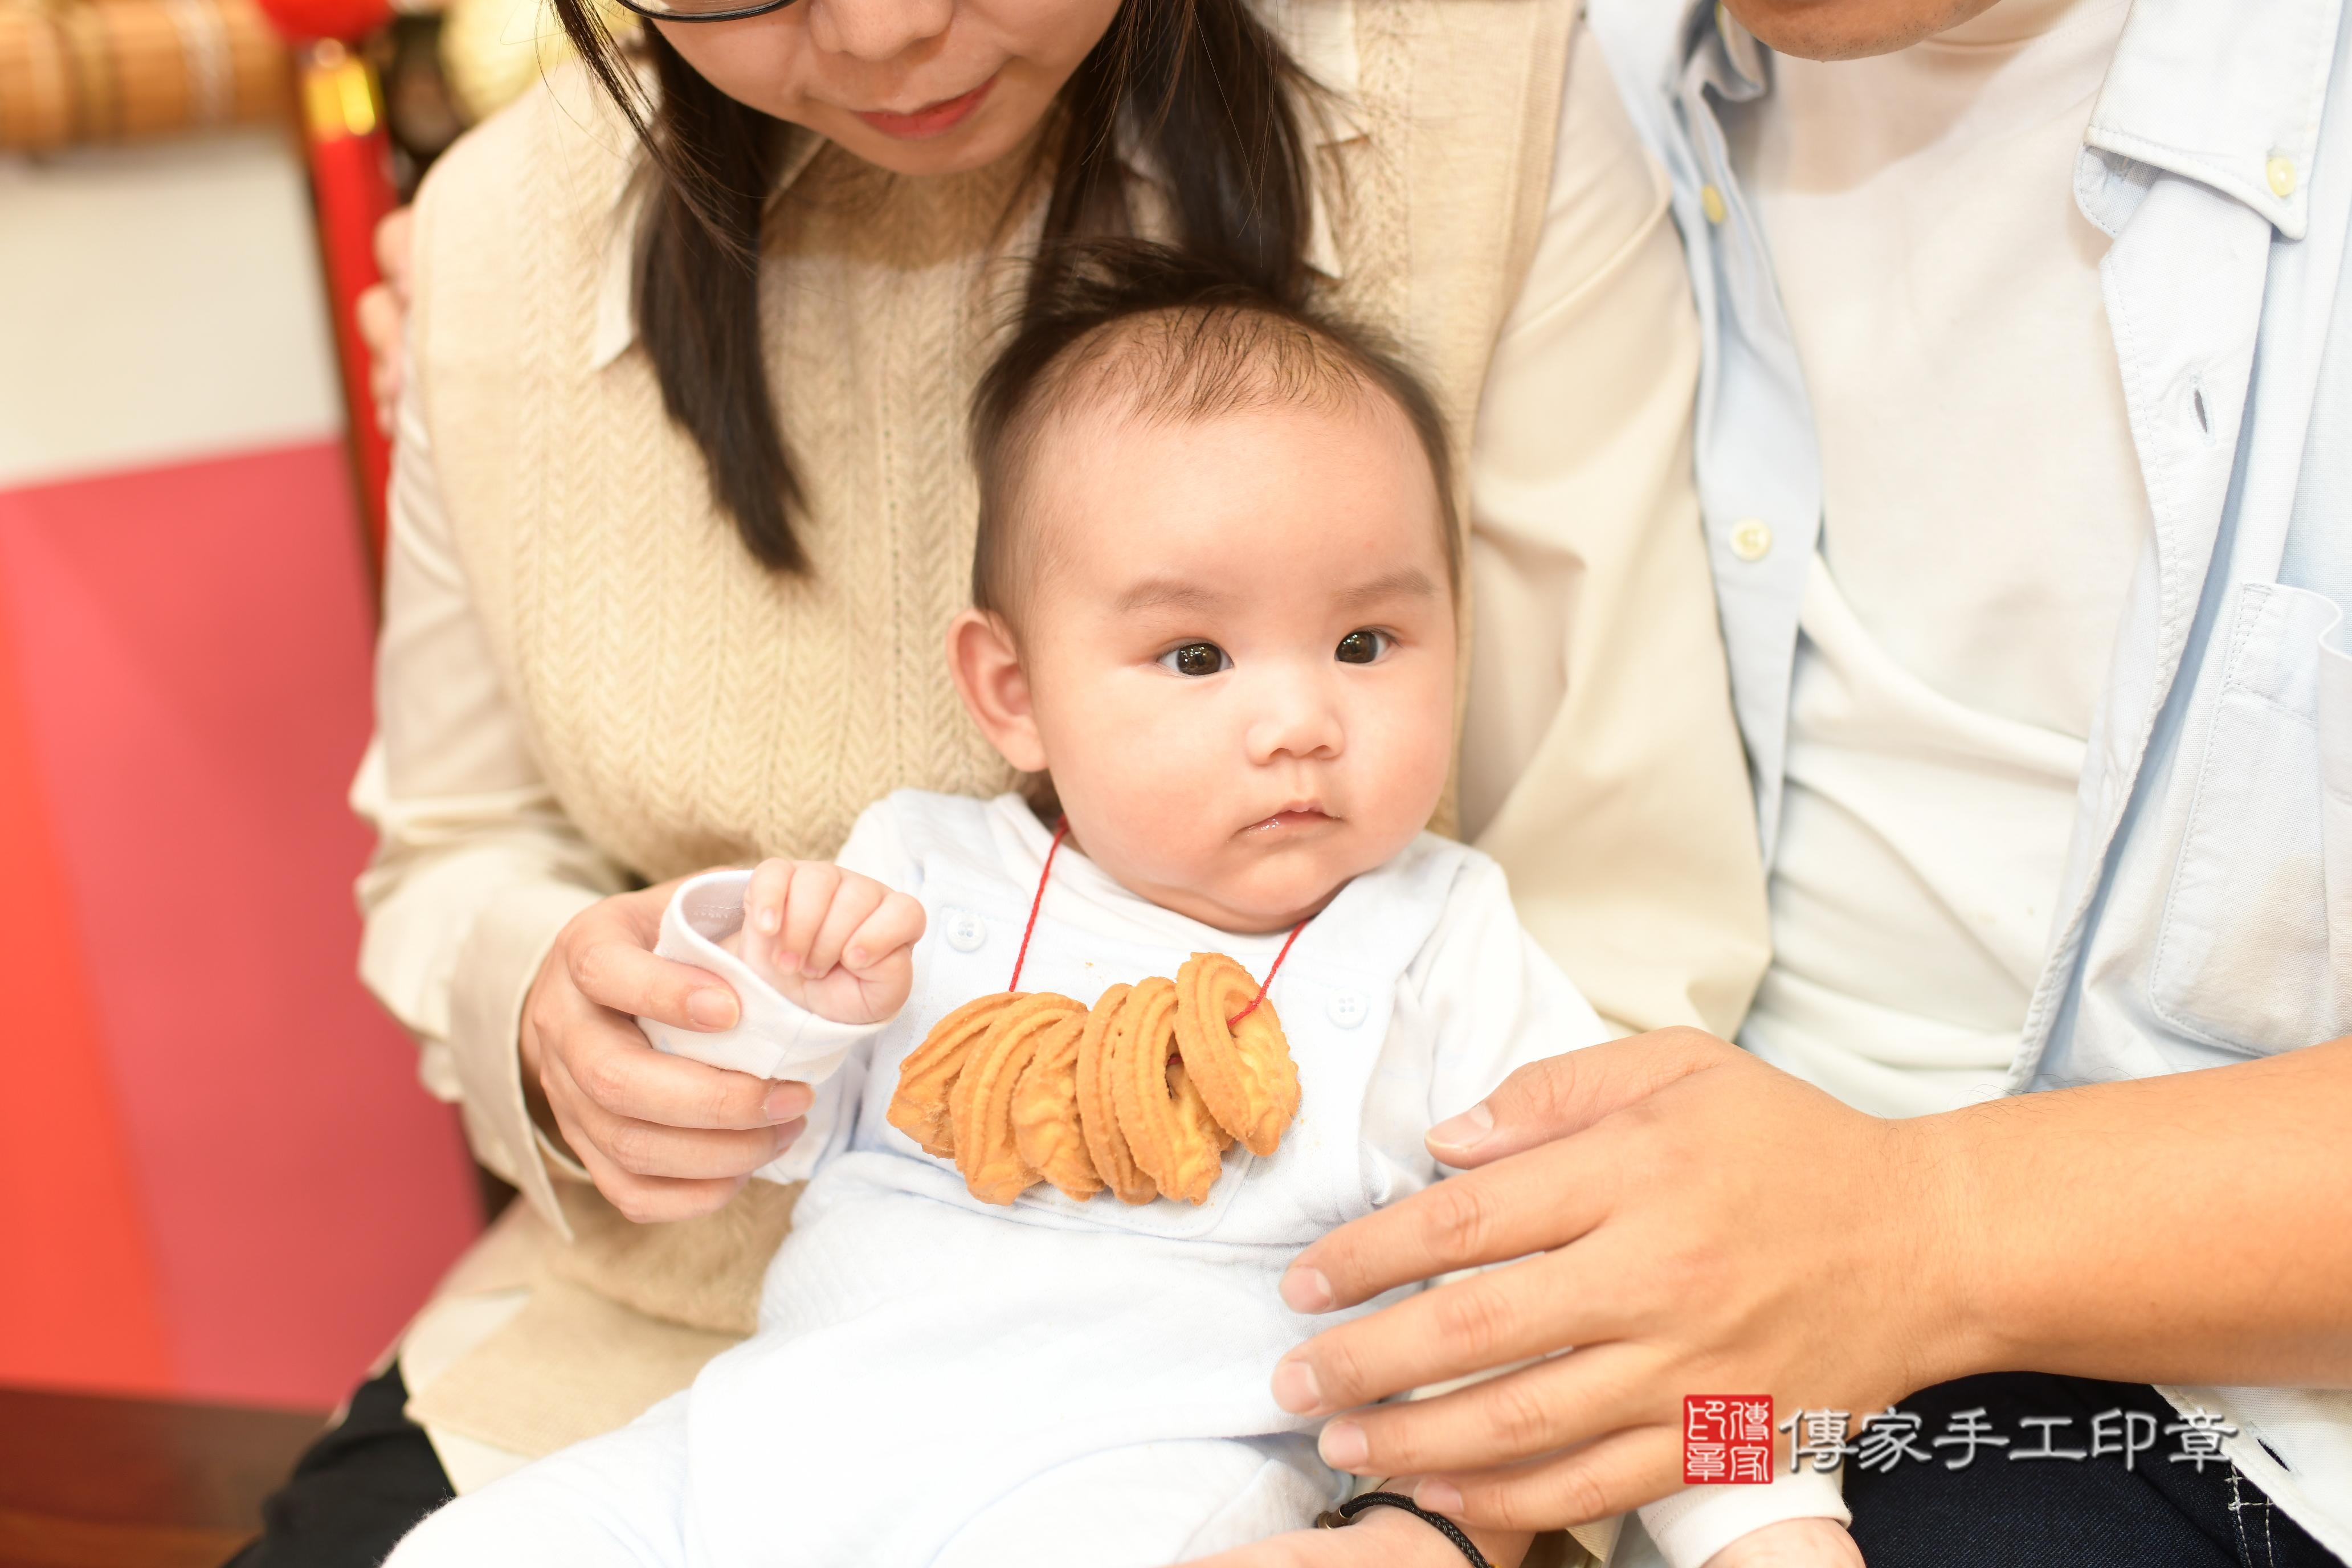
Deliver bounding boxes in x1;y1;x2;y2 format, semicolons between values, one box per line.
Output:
1043;699;1238;881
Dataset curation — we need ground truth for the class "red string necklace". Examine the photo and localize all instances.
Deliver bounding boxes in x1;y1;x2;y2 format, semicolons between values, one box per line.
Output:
1007;816;1306;1027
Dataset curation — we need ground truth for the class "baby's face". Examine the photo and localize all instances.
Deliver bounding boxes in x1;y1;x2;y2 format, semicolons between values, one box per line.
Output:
971;394;1457;934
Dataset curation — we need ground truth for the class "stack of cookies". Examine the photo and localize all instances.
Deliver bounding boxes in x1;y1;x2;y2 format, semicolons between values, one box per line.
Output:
887;953;1302;1206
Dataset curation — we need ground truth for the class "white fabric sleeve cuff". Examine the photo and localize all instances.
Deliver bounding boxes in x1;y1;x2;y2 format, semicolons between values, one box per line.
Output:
1635;1467;1849;1568
446;878;607;1238
639;869;884;1184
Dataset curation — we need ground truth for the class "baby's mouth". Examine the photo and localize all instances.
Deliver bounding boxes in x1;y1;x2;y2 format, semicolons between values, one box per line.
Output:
1244;807;1335;835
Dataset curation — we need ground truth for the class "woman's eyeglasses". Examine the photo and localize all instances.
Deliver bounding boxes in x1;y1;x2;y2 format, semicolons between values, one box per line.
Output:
610;0;800;22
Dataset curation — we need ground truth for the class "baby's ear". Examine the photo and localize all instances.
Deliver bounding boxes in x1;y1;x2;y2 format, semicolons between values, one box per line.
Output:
945;609;1048;774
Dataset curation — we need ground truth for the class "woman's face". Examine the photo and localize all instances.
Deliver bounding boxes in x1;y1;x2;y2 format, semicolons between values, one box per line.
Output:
654;0;1123;177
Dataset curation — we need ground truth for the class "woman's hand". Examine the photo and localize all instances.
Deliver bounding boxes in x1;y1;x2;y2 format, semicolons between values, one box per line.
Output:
521;878;814;1223
1181;1498;1530;1568
1267;1030;1973;1533
357;206;413;435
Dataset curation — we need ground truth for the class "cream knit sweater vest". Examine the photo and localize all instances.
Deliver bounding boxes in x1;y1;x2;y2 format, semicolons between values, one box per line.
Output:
411;0;1573;885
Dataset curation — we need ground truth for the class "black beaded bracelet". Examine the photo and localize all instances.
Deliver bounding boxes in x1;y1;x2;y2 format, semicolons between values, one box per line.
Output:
1313;1491;1492;1567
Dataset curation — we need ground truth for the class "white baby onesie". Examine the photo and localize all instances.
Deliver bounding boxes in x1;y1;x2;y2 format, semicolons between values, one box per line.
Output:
392;792;1843;1568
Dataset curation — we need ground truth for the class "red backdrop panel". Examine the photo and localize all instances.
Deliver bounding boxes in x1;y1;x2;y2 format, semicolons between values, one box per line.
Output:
0;542;177;1395
0;439;479;1408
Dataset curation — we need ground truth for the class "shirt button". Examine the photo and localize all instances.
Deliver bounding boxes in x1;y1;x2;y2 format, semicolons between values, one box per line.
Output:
941;907;986;953
1327;990;1368;1029
2268;155;2297;198
1729;518;1774;562
1700;184;1728;225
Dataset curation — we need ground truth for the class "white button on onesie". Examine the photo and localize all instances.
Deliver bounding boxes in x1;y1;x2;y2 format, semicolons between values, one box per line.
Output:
389;792;1833;1568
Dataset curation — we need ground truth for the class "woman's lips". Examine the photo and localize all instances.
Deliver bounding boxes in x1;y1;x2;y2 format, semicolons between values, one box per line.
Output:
852;77;995;141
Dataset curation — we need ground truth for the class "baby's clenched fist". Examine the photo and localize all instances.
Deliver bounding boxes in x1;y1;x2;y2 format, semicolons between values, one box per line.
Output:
728;860;925;1026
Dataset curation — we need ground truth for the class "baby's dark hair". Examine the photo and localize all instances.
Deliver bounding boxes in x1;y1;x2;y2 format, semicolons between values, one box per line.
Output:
969;240;1457;622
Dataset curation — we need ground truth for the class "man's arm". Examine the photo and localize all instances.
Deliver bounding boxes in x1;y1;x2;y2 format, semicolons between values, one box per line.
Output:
1259;1030;2352;1532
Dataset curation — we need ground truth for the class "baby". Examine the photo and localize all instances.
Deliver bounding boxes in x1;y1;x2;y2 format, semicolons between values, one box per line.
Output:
391;248;1847;1567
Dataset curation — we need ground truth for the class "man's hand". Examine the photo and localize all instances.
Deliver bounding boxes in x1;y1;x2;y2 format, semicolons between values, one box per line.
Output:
521;878;813;1223
1705;1518;1864;1568
1180;1496;1530;1567
736;858;925;1024
1265;1031;1971;1533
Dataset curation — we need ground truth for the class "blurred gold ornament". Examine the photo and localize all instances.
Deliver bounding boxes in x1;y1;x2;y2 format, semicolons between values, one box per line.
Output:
436;0;623;123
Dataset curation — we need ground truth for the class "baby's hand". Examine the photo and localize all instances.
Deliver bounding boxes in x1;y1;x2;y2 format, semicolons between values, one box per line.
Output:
732;860;925;1026
1702;1518;1864;1568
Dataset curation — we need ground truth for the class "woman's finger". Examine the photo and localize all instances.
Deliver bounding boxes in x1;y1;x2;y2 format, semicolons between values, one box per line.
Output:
550;1007;808;1130
1281;1133;1615;1318
562;1132;752;1226
373;205;414;299
846;891;926;971
803;874;885;978
1313;1340;1661;1481
560;1088;801;1181
569;926;739;1031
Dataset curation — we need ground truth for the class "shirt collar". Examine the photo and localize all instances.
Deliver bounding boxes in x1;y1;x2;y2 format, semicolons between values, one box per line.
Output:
589;0;1366;371
1670;0;2346;242
2084;0;2343;240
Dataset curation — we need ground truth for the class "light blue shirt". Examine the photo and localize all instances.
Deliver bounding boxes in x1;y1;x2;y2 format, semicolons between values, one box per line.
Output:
1590;0;2352;1551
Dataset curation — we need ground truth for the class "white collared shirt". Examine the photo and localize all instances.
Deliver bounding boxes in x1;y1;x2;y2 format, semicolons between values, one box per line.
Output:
1595;0;2352;1550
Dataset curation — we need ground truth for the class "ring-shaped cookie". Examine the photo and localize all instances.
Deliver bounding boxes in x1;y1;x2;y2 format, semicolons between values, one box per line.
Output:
887;991;1022;1158
1174;952;1300;1157
1011;1006;1100;1201
950;993;1086;1205
1110;978;1230;1206
1073;983;1157;1205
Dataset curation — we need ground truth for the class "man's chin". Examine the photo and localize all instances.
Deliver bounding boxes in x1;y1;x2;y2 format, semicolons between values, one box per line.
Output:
1722;0;2002;61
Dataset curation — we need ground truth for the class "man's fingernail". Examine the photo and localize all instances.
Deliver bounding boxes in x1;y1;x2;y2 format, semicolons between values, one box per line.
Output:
1319;1420;1369;1469
1281;1265;1336;1313
1414;1479;1464;1514
764;1083;811;1123
687;990;737;1029
1428;1101;1495;1155
1271;1358;1323;1415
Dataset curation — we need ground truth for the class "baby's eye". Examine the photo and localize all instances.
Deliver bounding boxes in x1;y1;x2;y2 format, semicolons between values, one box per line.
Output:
1334;629;1390;665
1159;642;1232;677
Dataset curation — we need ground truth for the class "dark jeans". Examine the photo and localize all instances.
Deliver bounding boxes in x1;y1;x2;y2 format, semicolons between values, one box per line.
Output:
234;1366;2342;1566
1845;1373;2341;1568
225;1364;452;1568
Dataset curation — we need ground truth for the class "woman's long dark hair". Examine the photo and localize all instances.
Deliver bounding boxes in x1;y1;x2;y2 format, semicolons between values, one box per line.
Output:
550;0;1320;571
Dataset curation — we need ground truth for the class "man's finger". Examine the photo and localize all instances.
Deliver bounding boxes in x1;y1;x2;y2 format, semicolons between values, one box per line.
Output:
1416;1422;1681;1534
1313;1340;1660;1480
1424;1029;1732;1169
1281;1134;1614;1316
570;932;738;1030
1277;1247;1613;1414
